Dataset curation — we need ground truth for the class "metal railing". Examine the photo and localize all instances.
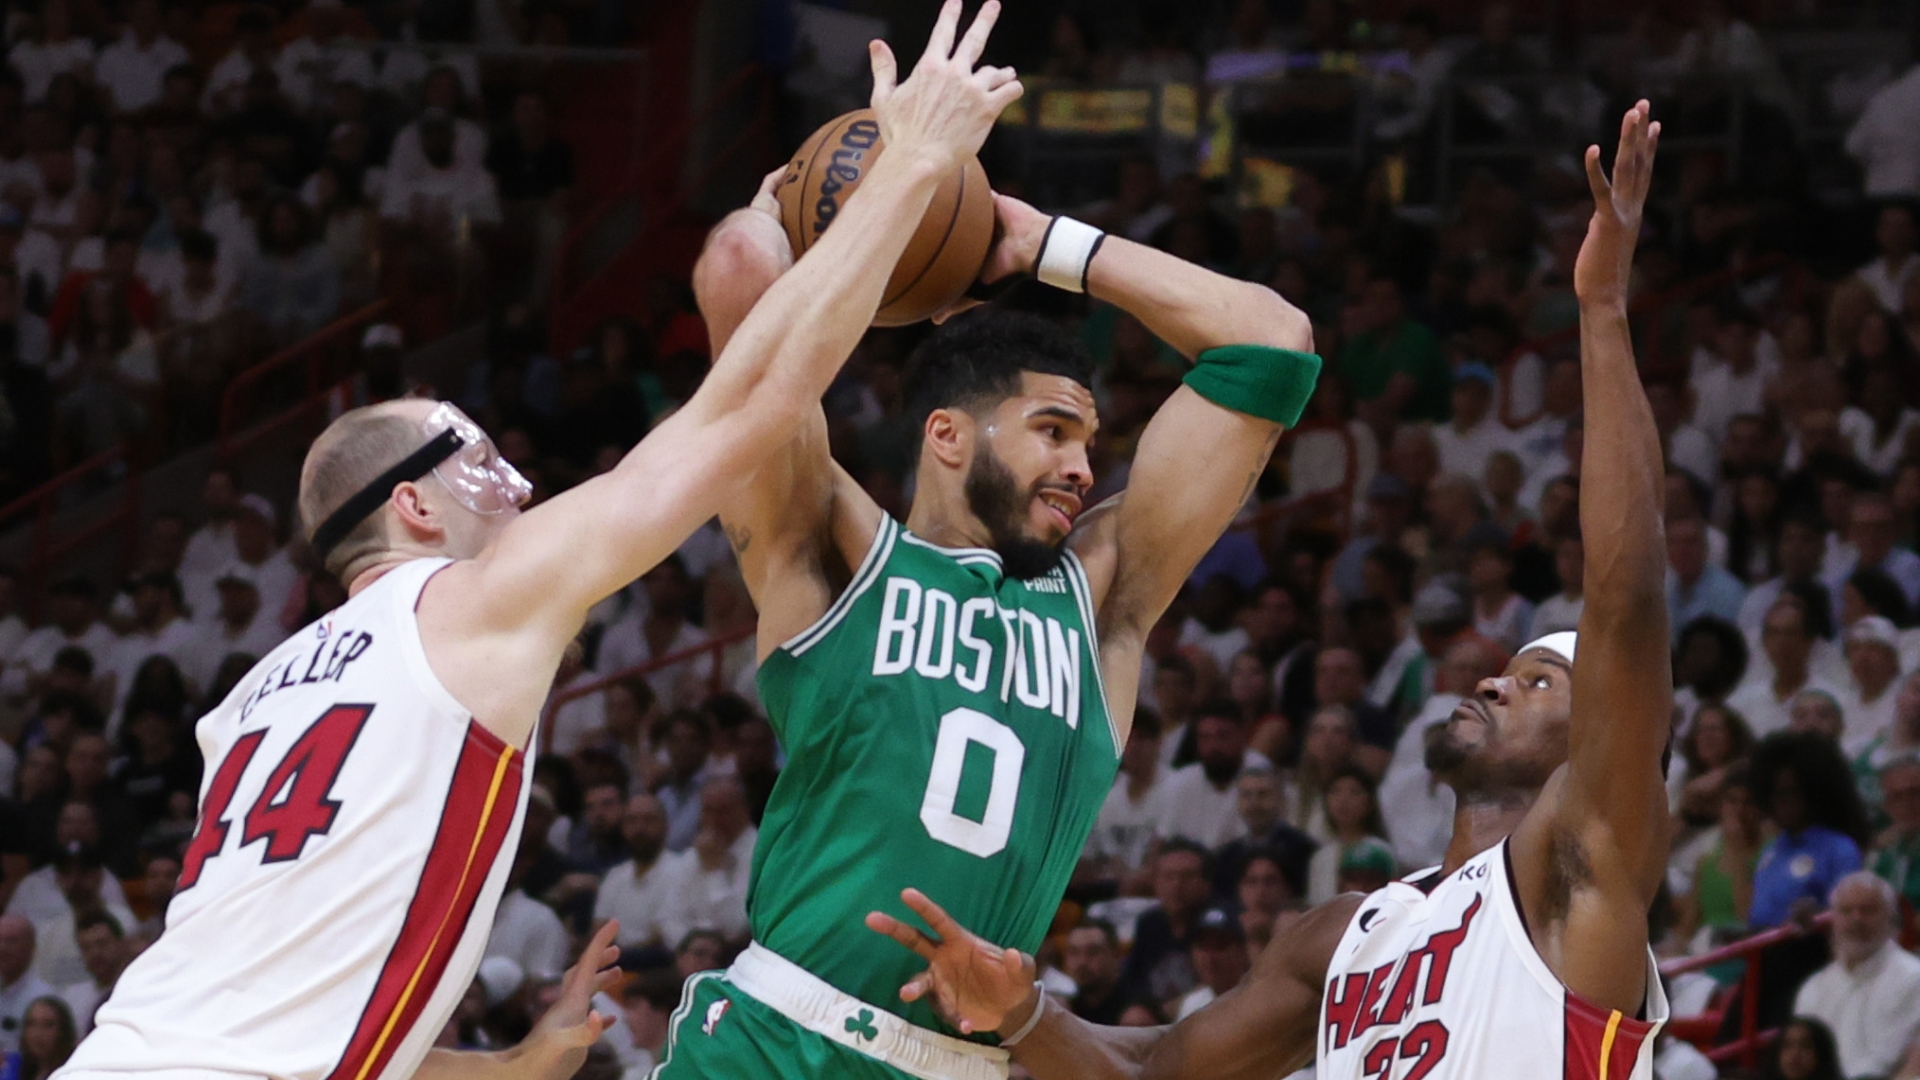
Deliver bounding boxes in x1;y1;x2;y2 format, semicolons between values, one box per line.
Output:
1659;912;1834;1069
216;300;392;462
539;625;757;756
0;444;140;621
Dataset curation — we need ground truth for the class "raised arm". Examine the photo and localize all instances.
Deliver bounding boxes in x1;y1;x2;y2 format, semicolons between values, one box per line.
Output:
454;1;1021;678
865;888;1355;1080
1510;101;1670;1014
1006;202;1317;710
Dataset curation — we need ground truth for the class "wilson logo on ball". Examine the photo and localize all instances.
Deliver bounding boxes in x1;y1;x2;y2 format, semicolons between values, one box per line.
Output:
812;118;880;236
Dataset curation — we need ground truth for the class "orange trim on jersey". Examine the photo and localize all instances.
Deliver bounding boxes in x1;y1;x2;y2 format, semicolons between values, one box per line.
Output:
1563;988;1655;1080
1597;1009;1621;1078
325;722;523;1080
352;743;514;1080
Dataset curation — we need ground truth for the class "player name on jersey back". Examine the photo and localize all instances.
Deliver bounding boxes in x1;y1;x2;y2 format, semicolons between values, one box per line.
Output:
1316;841;1669;1080
59;557;530;1080
236;621;374;722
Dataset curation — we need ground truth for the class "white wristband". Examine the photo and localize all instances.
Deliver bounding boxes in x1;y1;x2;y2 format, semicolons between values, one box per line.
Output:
1035;217;1106;294
999;982;1047;1047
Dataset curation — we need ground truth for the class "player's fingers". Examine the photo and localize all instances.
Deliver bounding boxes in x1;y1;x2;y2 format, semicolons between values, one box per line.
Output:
900;888;965;941
986;78;1024;114
954;0;1001;67
1583;145;1609;207
1637;121;1662;198
756;165;788;203
973;64;1016;91
867;910;941;962
921;0;962;65
869;40;897;101
900;972;932;1002
1000;946;1026;980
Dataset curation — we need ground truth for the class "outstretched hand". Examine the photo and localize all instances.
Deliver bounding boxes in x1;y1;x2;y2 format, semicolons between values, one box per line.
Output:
869;0;1022;176
1574;99;1660;309
517;919;624;1080
865;888;1037;1036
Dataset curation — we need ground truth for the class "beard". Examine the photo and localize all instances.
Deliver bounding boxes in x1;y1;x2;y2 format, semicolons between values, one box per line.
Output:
1201;756;1242;786
1424;723;1475;776
627;835;665;865
964;443;1067;581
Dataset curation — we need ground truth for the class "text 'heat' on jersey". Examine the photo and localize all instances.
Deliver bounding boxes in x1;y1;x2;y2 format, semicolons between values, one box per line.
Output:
1317;840;1670;1080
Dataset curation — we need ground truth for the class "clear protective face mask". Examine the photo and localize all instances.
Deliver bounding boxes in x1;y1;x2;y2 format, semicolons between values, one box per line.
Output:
422;402;532;515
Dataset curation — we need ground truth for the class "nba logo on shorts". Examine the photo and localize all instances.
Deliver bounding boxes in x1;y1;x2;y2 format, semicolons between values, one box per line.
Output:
703;999;730;1036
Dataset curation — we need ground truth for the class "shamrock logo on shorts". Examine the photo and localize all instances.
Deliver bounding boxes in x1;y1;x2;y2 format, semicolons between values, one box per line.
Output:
845;1009;879;1042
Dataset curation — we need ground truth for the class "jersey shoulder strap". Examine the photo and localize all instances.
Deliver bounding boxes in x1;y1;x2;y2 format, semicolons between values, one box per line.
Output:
780;515;899;658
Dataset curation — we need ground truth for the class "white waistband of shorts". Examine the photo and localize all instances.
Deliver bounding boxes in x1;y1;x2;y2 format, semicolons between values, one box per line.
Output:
726;942;1009;1080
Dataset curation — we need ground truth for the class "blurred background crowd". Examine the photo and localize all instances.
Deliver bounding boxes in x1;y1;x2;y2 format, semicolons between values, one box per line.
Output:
4;0;1920;1078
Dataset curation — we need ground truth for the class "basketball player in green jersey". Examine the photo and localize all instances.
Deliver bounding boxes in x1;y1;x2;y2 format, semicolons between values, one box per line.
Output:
658;4;1319;1078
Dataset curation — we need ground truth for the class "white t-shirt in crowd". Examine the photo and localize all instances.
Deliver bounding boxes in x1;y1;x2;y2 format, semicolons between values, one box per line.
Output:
1151;762;1251;850
1432;415;1514;493
92;32;189;113
379;162;502;231
1792;942;1920;1080
8;37;95;101
485;889;572;983
593;852;694;951
1847;65;1920;198
1085;772;1166;874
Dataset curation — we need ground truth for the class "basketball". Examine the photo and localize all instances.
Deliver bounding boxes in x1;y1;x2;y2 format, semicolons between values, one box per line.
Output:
776;109;995;327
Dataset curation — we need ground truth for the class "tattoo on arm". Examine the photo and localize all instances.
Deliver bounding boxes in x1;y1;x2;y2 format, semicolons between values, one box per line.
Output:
1236;430;1284;506
725;523;752;555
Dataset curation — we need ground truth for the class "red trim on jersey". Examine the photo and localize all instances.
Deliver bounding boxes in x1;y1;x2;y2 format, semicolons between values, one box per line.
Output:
1562;988;1655;1080
324;721;522;1080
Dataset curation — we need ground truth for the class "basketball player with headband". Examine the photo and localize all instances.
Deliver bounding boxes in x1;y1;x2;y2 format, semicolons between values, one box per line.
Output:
869;102;1677;1080
51;8;1018;1080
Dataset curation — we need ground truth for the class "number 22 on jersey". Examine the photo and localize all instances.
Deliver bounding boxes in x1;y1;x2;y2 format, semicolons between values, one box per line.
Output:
178;704;373;892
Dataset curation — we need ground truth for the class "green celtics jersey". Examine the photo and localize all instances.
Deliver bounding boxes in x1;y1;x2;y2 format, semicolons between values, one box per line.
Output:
751;515;1120;1037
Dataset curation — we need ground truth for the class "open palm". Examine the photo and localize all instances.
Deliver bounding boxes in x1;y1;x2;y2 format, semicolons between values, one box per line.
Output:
866;888;1036;1035
1573;100;1661;309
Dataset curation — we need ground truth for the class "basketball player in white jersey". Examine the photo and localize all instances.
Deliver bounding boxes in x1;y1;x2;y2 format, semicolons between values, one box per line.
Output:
53;11;1021;1080
867;102;1674;1080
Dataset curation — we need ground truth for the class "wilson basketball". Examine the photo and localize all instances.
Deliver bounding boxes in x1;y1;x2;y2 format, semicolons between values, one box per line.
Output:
777;109;995;327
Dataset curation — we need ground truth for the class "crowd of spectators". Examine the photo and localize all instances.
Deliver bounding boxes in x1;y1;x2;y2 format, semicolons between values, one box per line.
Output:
5;1;1920;1078
0;0;587;510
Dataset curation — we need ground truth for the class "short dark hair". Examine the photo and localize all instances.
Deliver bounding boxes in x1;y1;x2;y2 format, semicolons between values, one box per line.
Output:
75;910;124;938
51;646;94;677
39;691;103;732
622;964;684;1011
1156;654;1197;684
663;708;709;742
1847;566;1914;628
1071;918;1120;950
178;228;217;263
702;692;757;732
1193;699;1243;726
902;310;1095;435
1157;837;1215;877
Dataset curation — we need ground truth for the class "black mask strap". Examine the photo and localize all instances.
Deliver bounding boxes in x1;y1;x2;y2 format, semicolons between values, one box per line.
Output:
310;428;465;560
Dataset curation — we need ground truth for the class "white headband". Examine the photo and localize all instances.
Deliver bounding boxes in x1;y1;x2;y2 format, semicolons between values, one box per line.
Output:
1519;631;1577;665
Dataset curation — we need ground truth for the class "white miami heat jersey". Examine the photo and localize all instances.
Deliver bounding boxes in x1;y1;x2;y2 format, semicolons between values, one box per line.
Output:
59;557;532;1080
1317;839;1669;1080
